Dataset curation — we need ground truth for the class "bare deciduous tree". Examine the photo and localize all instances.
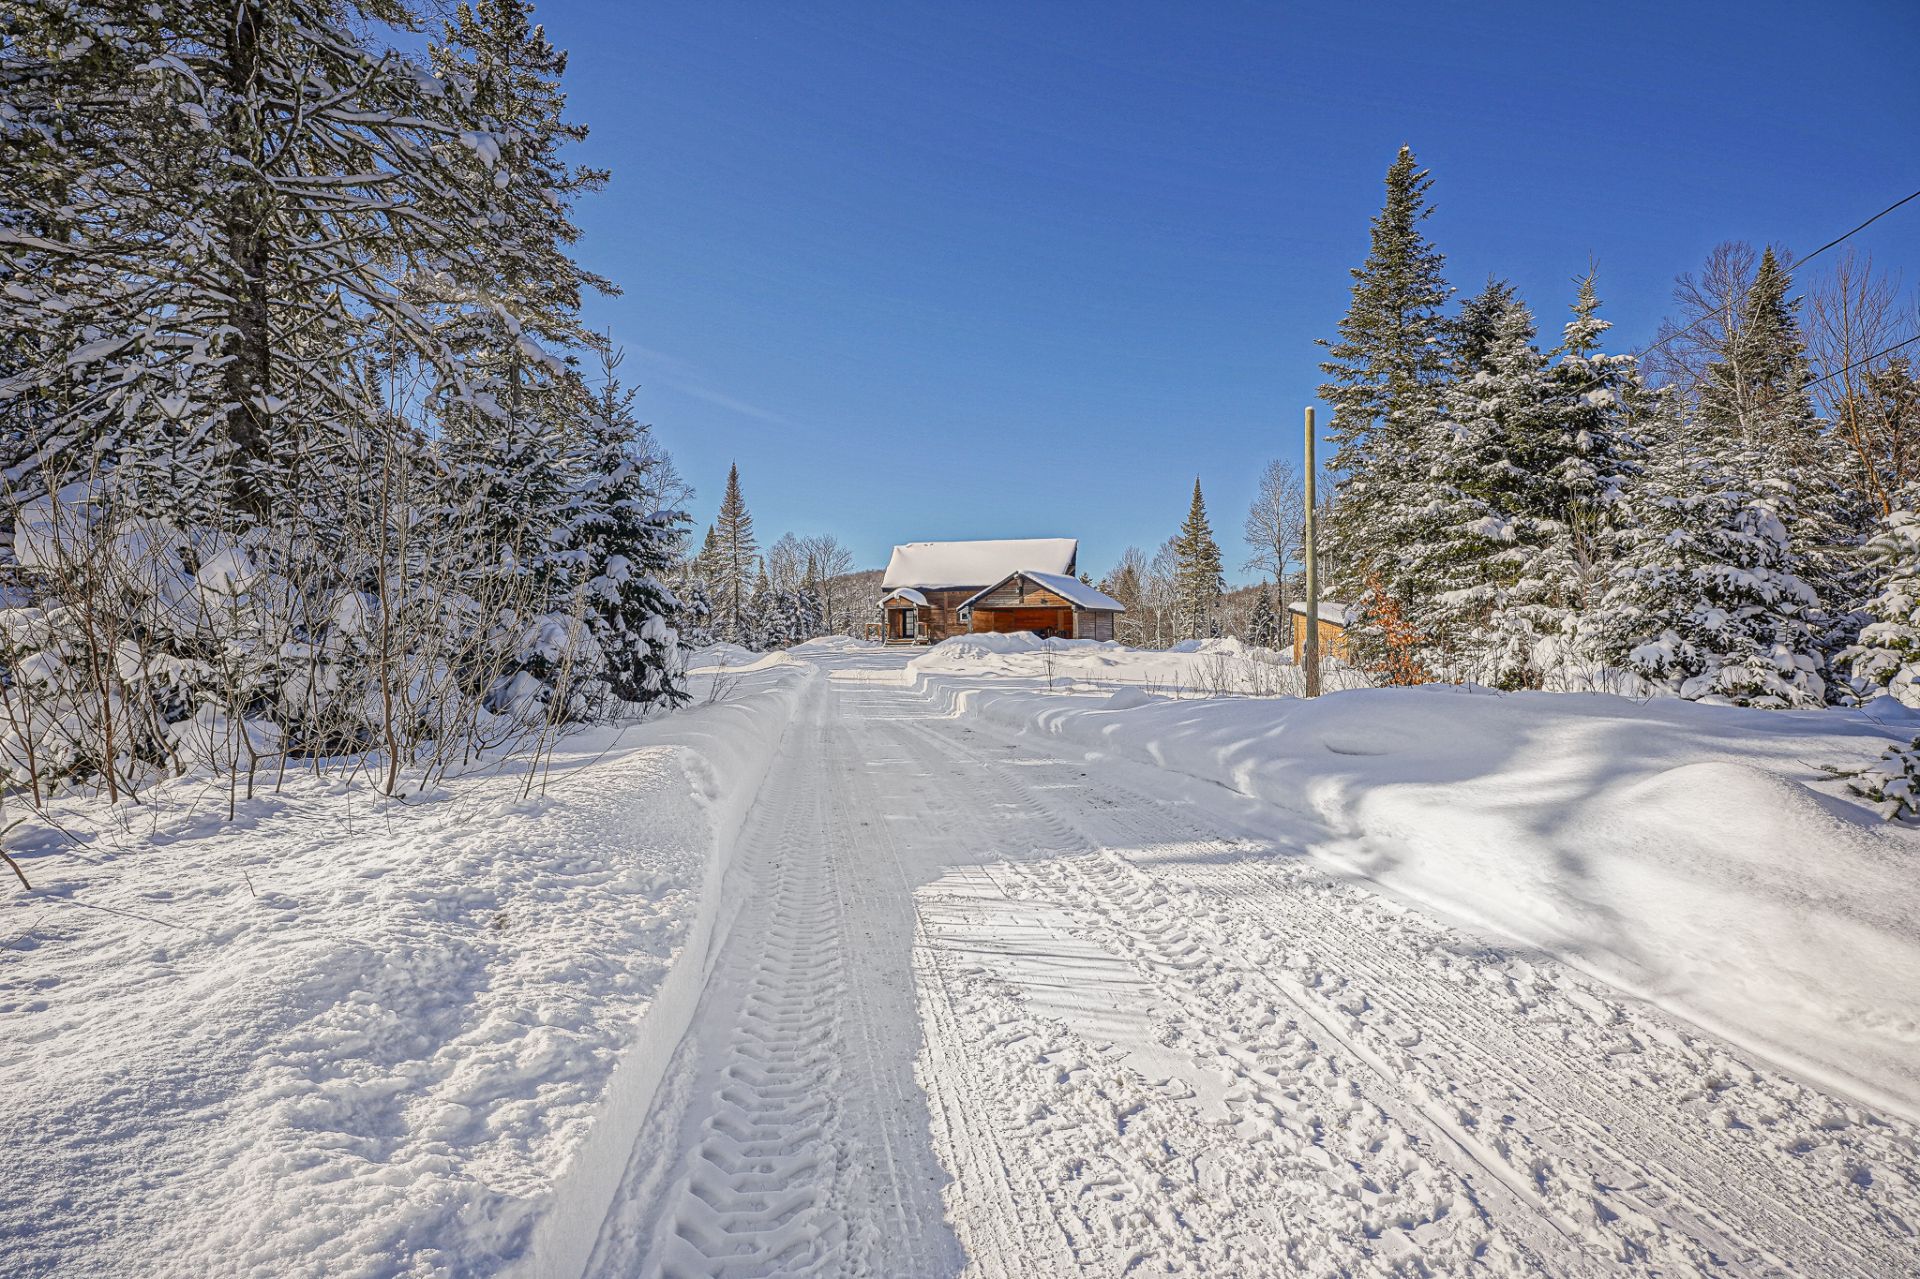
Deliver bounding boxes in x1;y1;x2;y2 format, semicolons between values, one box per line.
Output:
1806;251;1914;514
1242;458;1306;611
1642;240;1759;405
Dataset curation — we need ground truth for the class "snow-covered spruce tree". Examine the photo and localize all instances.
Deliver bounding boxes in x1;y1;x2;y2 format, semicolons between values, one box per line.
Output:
1597;396;1825;707
1696;248;1858;667
710;465;758;644
1318;146;1454;666
1841;506;1920;707
1171;479;1225;642
1399;294;1549;681
670;567;714;650
549;363;689;712
1545;271;1646;680
0;0;678;797
742;564;777;651
1246;588;1282;650
1847;735;1920;821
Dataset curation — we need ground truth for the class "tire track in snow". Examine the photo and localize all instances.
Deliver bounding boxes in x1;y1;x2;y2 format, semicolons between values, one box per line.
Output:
890;712;1567;1277
924;711;1920;1277
588;696;960;1278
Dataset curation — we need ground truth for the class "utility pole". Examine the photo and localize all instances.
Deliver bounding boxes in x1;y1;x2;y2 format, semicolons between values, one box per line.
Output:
1302;406;1321;698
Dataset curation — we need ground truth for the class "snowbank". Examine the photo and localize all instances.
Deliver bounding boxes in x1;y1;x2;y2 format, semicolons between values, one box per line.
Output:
936;680;1920;1119
908;632;1350;697
0;660;819;1277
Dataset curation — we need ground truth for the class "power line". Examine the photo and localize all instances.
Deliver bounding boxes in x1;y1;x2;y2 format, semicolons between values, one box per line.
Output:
1807;332;1920;389
1637;183;1920;365
1797;187;1920;265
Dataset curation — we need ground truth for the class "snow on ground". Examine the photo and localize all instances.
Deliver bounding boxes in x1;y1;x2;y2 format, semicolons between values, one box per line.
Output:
924;673;1920;1120
7;635;1920;1277
0;658;813;1278
909;631;1360;696
584;642;1920;1277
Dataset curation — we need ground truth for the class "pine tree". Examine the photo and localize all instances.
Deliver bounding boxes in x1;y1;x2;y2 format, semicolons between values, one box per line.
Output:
1247;588;1281;650
1318;146;1454;656
711;464;758;643
1598;402;1825;708
1547;271;1646;675
1172;478;1224;642
743;564;773;651
1450;276;1521;376
553;363;689;710
1695;247;1850;679
1841;507;1920;707
0;0;606;520
1407;297;1558;683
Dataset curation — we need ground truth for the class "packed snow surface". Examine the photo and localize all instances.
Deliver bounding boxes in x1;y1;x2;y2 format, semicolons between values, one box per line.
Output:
880;537;1076;589
6;640;1919;1277
0;660;813;1277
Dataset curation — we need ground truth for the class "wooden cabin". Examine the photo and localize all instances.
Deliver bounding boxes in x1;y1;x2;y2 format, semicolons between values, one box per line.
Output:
879;538;1124;644
1289;600;1351;665
962;570;1124;641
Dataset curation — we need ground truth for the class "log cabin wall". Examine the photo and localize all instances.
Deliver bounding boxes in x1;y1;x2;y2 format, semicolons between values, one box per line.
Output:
919;588;976;642
966;576;1077;612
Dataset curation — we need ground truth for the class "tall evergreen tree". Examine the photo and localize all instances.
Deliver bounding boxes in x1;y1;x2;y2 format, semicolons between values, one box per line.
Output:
1598;399;1825;707
711;464;758;643
552;365;689;710
1841;506;1920;707
1405;297;1558;683
1172;479;1225;641
1696;247;1855;673
1318;146;1454;658
1246;587;1282;650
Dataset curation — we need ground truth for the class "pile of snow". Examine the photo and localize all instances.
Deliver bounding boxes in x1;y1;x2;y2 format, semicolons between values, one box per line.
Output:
0;660;819;1276
908;633;1325;696
1167;635;1250;655
685;641;757;668
786;635;874;654
942;681;1920;1119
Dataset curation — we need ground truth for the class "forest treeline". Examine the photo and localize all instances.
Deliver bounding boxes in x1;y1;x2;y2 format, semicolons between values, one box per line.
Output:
1097;149;1920;724
0;1;688;803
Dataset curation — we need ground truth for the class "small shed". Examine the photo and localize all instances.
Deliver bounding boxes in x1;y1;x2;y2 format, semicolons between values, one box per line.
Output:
959;570;1125;641
1289;599;1351;665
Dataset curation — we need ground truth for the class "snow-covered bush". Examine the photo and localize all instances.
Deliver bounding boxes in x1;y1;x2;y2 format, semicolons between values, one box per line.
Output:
1599;449;1825;709
1842;508;1920;707
1848;736;1920;820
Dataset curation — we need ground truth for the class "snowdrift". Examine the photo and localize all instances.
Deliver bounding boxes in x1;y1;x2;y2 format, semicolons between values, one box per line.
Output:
942;681;1920;1118
908;632;1326;695
0;660;820;1278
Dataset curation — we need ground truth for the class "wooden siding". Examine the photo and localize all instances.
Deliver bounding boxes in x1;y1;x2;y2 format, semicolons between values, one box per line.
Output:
967;576;1078;612
1073;610;1116;642
973;607;1073;637
915;587;976;643
1290;613;1349;665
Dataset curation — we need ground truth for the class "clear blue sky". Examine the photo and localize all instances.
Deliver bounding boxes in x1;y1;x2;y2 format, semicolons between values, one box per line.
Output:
537;0;1920;580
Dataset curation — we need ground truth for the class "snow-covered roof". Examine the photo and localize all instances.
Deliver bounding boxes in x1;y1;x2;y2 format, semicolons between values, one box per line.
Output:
960;570;1126;613
881;587;929;607
1288;599;1352;625
882;538;1077;590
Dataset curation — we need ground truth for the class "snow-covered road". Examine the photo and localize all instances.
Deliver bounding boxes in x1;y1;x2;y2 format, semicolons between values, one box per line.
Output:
580;651;1920;1277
